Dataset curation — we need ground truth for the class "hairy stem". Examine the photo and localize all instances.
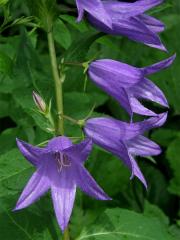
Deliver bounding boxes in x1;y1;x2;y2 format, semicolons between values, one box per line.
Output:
47;30;64;135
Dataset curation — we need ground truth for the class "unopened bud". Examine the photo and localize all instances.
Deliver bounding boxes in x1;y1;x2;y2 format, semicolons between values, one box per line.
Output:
32;91;46;113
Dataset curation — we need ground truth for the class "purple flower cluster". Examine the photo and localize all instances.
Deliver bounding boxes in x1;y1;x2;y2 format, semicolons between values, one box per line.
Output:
76;0;166;50
14;0;176;233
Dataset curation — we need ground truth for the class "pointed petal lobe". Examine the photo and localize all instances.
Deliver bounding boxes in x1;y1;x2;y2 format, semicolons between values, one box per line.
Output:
14;162;50;210
16;138;45;167
142;54;176;75
75;165;111;200
51;169;76;232
130;156;148;189
129;78;168;108
103;0;163;18
63;138;92;163
127;135;161;156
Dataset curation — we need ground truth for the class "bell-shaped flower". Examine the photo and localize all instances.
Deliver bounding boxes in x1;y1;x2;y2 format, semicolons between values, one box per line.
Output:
87;0;166;50
84;112;167;188
75;0;112;28
88;54;175;119
14;137;111;232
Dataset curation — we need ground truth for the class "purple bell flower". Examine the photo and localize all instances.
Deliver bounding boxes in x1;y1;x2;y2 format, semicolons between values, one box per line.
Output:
14;137;111;232
88;54;176;119
75;0;112;28
87;0;166;50
84;112;167;188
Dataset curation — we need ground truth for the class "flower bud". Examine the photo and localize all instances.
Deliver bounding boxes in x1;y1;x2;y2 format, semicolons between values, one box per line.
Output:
32;91;46;113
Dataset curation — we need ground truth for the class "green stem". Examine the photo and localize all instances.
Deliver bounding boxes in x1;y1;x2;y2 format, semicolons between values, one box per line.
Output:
47;30;64;135
47;25;70;240
63;227;70;240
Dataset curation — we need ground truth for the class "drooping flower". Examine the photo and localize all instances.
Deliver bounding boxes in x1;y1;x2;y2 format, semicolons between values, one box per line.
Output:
75;0;112;28
14;137;111;231
88;54;176;119
87;0;166;50
84;112;167;188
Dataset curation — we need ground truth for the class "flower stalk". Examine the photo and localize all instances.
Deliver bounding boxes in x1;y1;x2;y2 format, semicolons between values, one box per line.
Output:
47;29;64;136
63;228;70;240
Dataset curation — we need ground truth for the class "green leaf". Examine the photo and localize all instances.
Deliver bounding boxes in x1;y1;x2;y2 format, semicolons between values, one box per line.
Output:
151;129;179;147
144;201;169;226
60;15;89;33
166;138;180;196
0;51;13;75
78;208;174;240
88;148;130;196
64;32;104;61
0;148;33;197
53;18;71;49
0;195;58;240
0;0;8;6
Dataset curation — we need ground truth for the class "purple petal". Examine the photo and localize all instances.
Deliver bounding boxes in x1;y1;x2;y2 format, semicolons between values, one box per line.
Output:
129;97;157;117
85;113;167;142
63;138;92;163
130;77;168;107
127;135;161;156
16;138;45;167
75;165;111;200
14;162;50;210
76;0;112;28
103;0;163;18
89;59;142;88
130;156;147;189
142;54;176;75
47;136;73;152
122;112;168;140
137;14;165;33
51;169;76;232
88;11;164;50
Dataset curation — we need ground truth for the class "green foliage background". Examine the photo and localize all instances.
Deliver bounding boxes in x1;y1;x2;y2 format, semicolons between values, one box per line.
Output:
0;0;179;239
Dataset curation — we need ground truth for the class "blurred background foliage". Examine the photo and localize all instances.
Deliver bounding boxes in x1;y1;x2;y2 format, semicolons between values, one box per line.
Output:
0;0;179;239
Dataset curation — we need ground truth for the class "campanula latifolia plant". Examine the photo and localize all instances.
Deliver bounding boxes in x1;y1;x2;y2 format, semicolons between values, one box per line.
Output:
0;0;178;239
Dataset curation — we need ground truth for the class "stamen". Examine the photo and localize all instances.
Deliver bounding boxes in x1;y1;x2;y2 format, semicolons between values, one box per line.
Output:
54;151;71;172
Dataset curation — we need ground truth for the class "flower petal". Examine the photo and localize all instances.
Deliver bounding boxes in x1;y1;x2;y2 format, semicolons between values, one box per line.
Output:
127;135;161;156
85;113;167;142
75;165;111;200
51;169;76;232
88;10;164;50
16;138;45;167
130;156;147;189
47;136;72;152
142;54;176;75
63;138;92;163
129;78;168;108
76;0;112;28
89;59;142;88
129;97;157;117
14;162;50;210
103;0;163;18
137;14;165;33
122;112;168;140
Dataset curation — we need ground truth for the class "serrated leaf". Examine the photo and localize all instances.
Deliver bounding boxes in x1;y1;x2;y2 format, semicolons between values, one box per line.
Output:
78;208;174;240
